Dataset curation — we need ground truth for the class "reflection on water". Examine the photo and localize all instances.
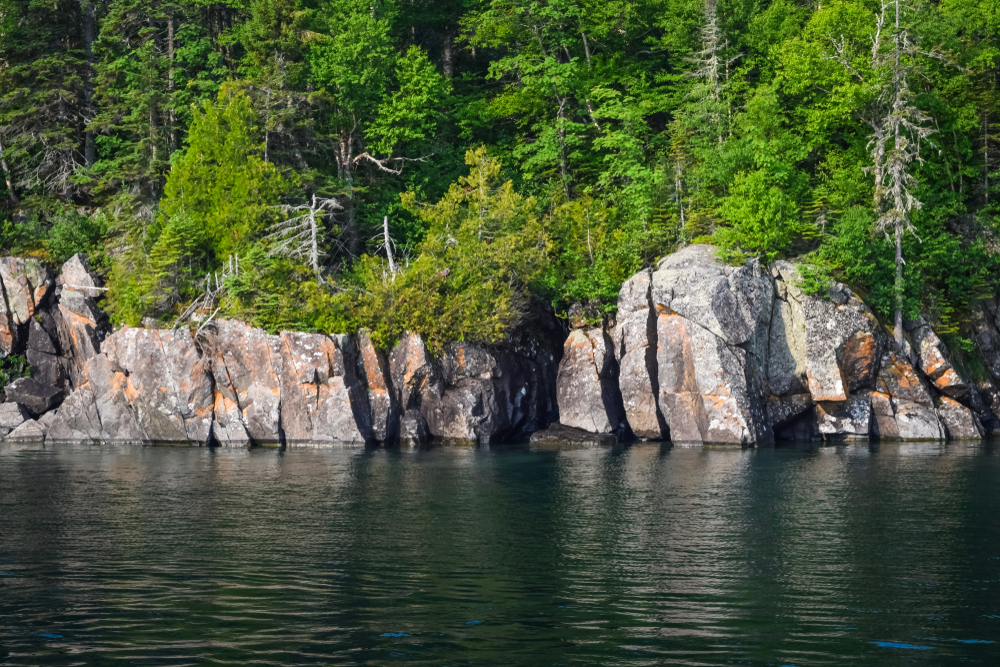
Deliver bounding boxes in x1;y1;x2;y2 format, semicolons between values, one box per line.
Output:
1;441;1000;665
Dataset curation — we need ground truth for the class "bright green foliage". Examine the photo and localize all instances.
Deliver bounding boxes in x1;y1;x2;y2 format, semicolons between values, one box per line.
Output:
367;47;451;156
0;0;998;349
107;84;290;324
317;148;549;350
716;169;807;261
539;198;664;310
162;84;289;255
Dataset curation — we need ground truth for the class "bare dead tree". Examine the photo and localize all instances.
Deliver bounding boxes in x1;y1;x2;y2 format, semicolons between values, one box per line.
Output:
266;194;342;278
685;0;741;145
826;0;935;345
874;0;935;345
383;216;397;275
172;255;240;331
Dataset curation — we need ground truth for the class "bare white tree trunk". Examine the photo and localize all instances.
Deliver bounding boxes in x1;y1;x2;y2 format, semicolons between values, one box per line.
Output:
383;215;397;275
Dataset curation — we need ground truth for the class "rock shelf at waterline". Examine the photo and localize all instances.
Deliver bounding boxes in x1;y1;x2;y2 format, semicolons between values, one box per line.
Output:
0;246;998;446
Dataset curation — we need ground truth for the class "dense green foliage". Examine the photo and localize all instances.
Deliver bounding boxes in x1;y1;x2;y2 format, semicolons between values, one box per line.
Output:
0;0;998;348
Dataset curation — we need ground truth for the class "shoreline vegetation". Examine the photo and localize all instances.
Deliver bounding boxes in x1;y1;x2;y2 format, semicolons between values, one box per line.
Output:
0;0;995;357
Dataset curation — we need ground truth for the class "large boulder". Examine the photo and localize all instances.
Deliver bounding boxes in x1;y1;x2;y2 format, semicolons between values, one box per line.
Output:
608;247;968;444
0;257;51;325
937;396;985;440
204;320;284;444
5;418;45;441
5;377;64;417
611;270;666;439
647;245;774;445
277;331;372;446
556;327;625;435
357;330;398;443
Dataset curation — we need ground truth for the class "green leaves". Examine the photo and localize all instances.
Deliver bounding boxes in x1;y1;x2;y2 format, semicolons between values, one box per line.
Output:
322;147;550;350
366;46;451;156
162;83;289;255
716;169;811;261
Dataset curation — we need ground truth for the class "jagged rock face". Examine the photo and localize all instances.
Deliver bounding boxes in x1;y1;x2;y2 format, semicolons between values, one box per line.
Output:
611;270;666;439
875;352;947;440
622;245;774;446
419;340;554;445
277;331;372;446
0;258;51;326
772;262;883;403
584;247;974;445
26;318;68;389
655;311;766;444
908;319;969;399
385;331;560;445
0;257;54;357
937;397;985;440
205;320;284;444
556;328;625;435
47;321;381;446
45;353;144;444
104;328;216;443
390;332;439;414
51;255;110;389
358;330;398;443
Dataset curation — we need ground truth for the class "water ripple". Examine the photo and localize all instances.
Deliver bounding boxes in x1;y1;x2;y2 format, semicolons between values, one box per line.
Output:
1;442;999;665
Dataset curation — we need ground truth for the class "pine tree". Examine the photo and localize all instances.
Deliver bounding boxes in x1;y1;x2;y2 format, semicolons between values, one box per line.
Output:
0;0;89;202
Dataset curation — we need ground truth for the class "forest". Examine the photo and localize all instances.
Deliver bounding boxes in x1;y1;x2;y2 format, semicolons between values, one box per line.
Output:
0;0;997;355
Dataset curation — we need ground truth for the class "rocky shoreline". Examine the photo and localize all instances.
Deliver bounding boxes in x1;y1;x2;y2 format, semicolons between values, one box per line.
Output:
0;246;997;446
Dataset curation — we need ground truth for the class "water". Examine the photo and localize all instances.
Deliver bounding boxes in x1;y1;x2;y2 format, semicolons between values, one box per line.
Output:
1;441;1000;666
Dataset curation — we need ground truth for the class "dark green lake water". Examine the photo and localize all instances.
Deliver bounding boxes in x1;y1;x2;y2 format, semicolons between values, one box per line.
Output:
2;441;1000;666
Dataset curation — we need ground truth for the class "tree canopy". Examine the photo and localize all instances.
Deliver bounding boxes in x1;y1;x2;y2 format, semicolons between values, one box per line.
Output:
0;0;997;358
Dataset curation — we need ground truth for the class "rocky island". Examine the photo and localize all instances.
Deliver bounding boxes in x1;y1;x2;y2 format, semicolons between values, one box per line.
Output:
0;245;997;447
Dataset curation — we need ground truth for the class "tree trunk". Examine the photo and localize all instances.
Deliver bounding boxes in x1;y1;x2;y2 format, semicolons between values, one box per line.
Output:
384;215;397;275
0;140;19;207
310;195;320;278
220;5;234;69
442;30;454;79
167;14;176;151
557;96;569;199
894;222;904;347
81;0;96;168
